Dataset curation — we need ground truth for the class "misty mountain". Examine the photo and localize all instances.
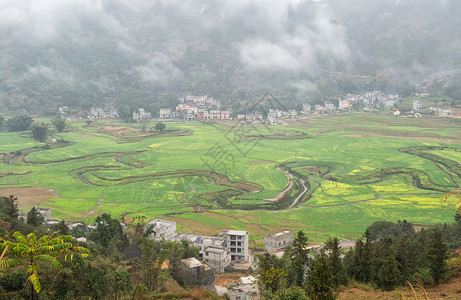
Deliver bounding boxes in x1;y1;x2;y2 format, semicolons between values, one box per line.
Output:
0;0;460;114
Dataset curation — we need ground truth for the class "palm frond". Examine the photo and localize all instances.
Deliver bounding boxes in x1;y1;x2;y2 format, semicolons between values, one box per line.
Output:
0;258;23;268
35;255;63;268
72;246;91;254
27;270;42;293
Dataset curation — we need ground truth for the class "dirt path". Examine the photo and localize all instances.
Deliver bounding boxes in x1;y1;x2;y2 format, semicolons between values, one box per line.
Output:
80;197;104;218
290;179;308;208
264;168;294;202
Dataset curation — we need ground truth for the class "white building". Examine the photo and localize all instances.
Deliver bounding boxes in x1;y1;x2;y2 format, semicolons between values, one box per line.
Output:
58;106;69;114
264;229;293;253
338;100;350;110
324;102;336;111
228;276;259;300
220;230;249;263
203;246;231;273
159;108;172;119
288;109;297;118
90;107;105;118
302;103;311;114
194;229;249;264
133;108;151;122
413;100;422;111
146;219;176;241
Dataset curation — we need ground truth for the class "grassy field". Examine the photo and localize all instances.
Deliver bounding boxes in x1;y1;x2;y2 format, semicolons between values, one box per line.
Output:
0;113;460;243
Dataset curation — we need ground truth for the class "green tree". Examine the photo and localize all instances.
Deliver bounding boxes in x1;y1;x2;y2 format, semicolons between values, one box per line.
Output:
373;237;400;291
155;122;166;131
91;213;128;253
454;212;461;224
426;228;448;284
0;231;90;299
288;231;310;287
6;115;33;132
325;237;348;288
0;115;4;128
2;195;19;220
256;252;289;295
26;207;44;226
307;250;335;300
139;238;166;291
30;123;48;142
51;116;67;132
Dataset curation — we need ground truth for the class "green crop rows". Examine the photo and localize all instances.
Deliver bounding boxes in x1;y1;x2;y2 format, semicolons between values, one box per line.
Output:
0;114;460;243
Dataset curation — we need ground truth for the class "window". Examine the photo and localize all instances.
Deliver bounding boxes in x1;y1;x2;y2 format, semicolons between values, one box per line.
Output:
231;241;236;246
237;242;241;246
205;252;209;256
231;248;236;253
237;248;241;253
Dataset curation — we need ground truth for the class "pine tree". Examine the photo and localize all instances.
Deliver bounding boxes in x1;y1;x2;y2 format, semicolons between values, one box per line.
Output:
288;231;310;287
325;237;348;288
307;250;335;300
374;237;400;290
426;228;448;284
361;229;374;283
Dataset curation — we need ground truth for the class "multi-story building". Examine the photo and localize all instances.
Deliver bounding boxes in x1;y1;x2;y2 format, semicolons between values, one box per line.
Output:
288;109;297;118
203;246;231;273
210;110;221;120
90;107;105;118
302;103;311;114
220;230;249;263
159;108;172;119
133;108;151;122
220;110;231;120
413;100;422;111
338;100;350;110
264;229;293;253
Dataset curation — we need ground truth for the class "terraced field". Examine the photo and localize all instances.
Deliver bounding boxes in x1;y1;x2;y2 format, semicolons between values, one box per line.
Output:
0;114;460;244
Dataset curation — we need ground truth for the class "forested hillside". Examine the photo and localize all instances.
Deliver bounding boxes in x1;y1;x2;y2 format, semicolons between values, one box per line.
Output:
1;0;460;114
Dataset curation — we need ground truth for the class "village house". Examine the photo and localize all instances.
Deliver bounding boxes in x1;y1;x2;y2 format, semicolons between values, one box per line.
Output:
288;109;297;118
203;246;231;273
227;275;259;300
338;99;350;110
210;110;221;120
58;106;69;114
264;229;293;253
90;107;105;118
193;230;249;264
302;103;311;114
146;219;177;241
220;110;231;120
180;257;215;286
413;100;422;111
430;107;453;116
324;102;336;111
246;112;263;122
237;114;246;122
133;108;151;122
220;230;249;263
314;105;325;112
159;108;172;119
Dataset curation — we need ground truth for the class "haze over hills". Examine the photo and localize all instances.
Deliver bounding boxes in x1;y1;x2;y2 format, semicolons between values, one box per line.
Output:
0;0;460;114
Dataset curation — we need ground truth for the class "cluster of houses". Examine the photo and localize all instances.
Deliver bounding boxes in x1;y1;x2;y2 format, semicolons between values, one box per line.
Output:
29;208;349;299
89;107;119;119
143;219;295;299
308;91;401;113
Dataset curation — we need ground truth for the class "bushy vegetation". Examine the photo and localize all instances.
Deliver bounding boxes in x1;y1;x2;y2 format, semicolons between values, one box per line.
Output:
256;219;461;298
